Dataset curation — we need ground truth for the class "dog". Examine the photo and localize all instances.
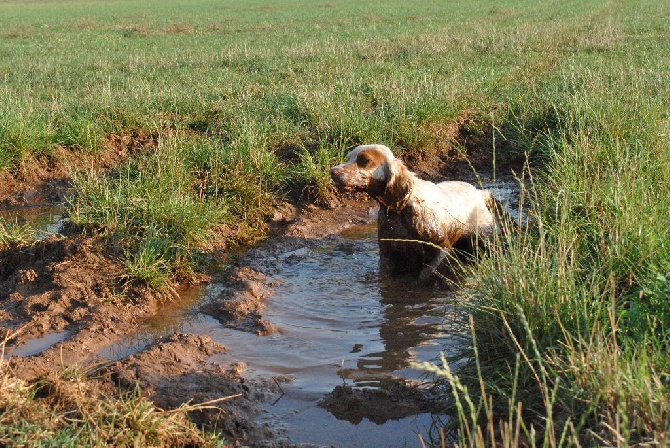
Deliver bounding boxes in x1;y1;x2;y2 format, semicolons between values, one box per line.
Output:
330;144;503;281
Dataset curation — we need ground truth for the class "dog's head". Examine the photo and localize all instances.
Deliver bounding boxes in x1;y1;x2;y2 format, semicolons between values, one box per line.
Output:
330;144;401;197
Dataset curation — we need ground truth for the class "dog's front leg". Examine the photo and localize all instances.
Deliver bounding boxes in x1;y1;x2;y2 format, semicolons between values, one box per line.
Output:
378;245;396;278
418;248;449;283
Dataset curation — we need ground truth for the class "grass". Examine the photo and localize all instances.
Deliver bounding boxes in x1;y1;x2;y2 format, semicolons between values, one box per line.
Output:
0;334;226;447
0;218;35;249
417;3;670;442
2;0;670;445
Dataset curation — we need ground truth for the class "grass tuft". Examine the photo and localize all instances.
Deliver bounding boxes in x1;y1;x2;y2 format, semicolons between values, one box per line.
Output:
0;219;35;250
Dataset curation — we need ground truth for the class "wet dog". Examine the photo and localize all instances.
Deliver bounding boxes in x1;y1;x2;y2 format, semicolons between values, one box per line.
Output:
330;144;502;281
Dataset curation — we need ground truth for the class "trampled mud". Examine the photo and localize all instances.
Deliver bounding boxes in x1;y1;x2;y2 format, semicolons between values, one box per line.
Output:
2;179;520;446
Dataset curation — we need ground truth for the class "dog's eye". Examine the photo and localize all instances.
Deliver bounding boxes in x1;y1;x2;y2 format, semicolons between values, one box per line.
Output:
356;153;371;168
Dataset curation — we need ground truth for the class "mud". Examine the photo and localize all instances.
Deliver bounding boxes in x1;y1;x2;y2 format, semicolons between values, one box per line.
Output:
0;192;452;445
0;189;421;445
0;130;524;446
0;131;156;207
319;384;444;425
109;332;279;443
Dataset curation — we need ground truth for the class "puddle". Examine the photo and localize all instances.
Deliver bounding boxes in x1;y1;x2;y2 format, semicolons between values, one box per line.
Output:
226;225;459;445
97;222;464;446
0;202;66;237
10;330;70;357
98;286;206;360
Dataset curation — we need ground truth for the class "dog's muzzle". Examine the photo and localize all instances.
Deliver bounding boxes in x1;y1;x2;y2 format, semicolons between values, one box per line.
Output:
330;165;349;191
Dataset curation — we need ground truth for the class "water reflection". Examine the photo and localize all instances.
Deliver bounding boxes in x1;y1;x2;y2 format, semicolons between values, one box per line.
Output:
98;286;205;360
0;203;65;237
11;330;70;357
338;277;458;387
243;224;464;393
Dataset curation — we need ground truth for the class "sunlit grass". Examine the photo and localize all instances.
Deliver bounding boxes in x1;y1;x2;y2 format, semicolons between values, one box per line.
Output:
419;35;670;444
0;218;35;249
2;0;670;444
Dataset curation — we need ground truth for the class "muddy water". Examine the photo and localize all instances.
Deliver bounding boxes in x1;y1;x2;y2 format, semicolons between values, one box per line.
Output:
1;202;67;356
220;223;460;446
97;222;460;446
0;202;65;237
6;181;520;446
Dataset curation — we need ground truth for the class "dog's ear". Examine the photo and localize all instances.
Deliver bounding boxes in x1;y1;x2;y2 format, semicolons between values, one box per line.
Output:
366;160;391;197
383;158;412;199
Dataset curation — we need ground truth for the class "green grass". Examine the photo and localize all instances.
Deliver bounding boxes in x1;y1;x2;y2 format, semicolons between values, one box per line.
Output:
2;0;670;445
0;218;35;249
68;133;260;288
1;0;600;169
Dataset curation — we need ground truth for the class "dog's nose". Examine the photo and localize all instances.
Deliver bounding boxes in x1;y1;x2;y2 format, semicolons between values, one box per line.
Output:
330;166;339;177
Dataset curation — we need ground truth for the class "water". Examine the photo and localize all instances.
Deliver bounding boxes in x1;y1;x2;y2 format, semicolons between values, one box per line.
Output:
93;222;461;446
1;202;67;356
5;184;524;446
0;202;65;237
11;330;70;357
211;224;462;445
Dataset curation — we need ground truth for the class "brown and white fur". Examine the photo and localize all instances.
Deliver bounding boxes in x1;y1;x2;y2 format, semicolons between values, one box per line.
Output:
330;144;502;281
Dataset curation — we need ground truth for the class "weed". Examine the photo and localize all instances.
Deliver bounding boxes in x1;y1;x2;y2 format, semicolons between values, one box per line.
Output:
121;228;174;291
0;218;35;249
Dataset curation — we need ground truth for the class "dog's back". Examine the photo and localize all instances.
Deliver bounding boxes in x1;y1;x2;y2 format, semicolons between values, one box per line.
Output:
433;180;496;238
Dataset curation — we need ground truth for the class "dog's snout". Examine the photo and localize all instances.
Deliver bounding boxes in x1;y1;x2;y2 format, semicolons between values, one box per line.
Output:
330;164;350;190
330;165;343;178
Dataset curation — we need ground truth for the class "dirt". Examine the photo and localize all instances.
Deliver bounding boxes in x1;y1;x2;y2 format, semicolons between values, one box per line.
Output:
0;127;524;446
0;130;156;206
319;383;445;425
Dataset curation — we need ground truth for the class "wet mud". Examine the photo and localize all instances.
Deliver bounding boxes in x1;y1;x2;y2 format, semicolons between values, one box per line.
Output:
0;134;524;446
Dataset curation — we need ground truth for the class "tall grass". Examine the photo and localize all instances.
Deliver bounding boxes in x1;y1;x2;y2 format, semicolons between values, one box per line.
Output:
1;0;620;173
416;4;670;442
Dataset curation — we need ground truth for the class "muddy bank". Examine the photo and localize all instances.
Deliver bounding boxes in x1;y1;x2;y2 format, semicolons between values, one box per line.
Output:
0;226;223;443
109;332;281;443
0;131;157;207
1;132;524;445
0;190;403;445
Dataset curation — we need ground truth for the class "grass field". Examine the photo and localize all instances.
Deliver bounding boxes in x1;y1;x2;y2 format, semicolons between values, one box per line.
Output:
2;0;670;445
